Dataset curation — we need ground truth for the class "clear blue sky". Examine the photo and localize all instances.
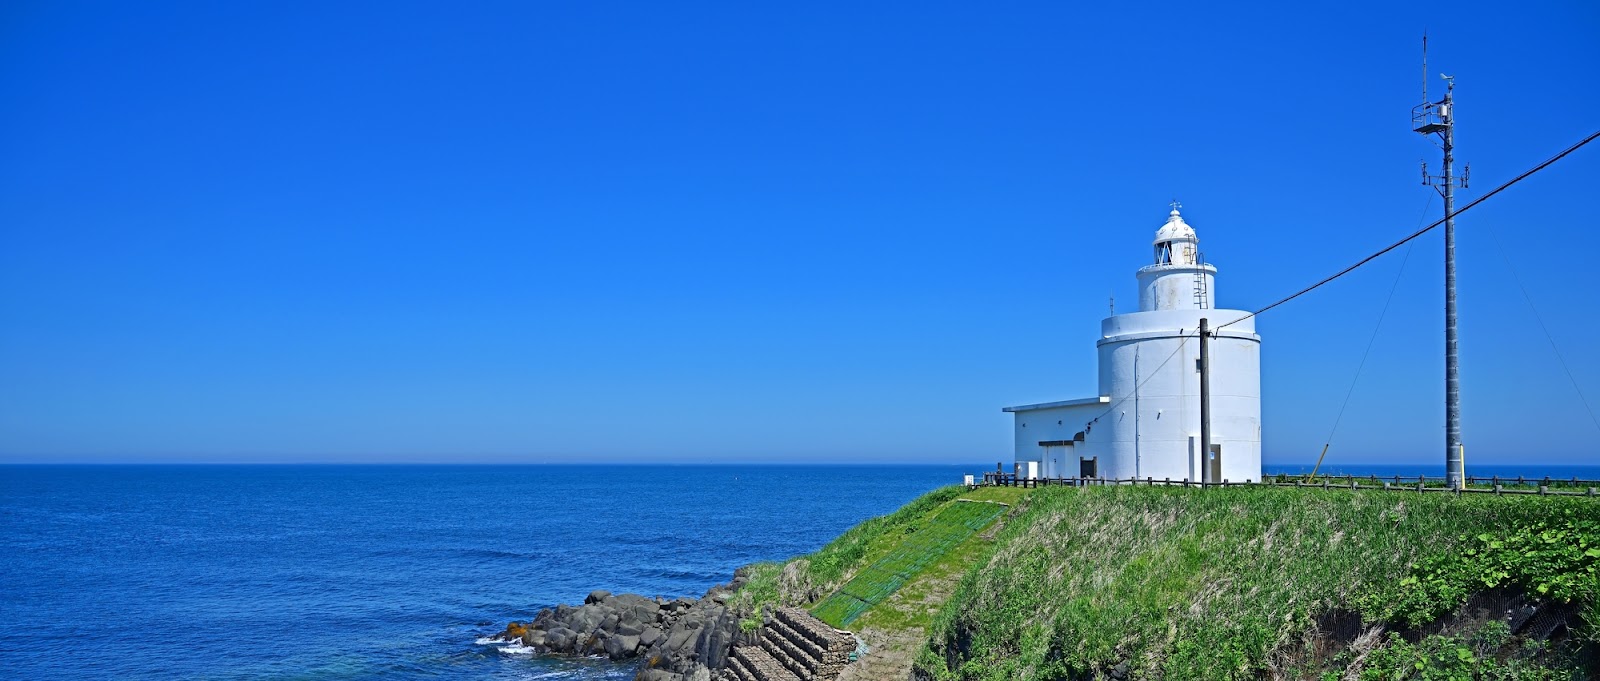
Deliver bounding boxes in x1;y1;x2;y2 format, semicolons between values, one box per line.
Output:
2;1;1596;465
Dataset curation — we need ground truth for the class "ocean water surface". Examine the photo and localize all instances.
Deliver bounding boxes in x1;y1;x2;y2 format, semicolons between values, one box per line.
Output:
0;464;964;680
5;462;1594;680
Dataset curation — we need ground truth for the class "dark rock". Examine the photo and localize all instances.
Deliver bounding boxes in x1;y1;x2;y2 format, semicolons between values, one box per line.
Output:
570;605;606;634
664;619;702;651
613;593;656;608
492;570;760;679
691;607;739;670
583;631;608;656
614;594;663;624
606;633;641;660
544;627;574;650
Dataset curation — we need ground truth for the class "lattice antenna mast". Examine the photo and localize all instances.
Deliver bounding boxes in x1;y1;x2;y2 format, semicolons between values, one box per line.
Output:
1412;37;1469;489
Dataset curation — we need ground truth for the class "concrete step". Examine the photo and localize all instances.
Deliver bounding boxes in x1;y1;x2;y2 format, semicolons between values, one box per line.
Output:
765;616;825;662
759;634;813;681
726;651;757;681
775;608;853;653
734;644;800;681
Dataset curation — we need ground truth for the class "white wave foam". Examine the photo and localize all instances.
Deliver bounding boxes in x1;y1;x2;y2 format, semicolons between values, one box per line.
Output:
474;636;503;645
495;643;537;655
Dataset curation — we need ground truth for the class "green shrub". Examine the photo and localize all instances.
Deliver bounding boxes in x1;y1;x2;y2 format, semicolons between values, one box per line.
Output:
1365;509;1600;628
1359;630;1582;681
1362;633;1481;681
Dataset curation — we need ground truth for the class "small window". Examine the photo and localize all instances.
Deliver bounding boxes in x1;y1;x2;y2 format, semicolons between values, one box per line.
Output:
1196;358;1203;372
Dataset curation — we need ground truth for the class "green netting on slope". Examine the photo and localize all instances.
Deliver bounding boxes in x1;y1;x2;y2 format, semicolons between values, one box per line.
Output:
811;501;1006;627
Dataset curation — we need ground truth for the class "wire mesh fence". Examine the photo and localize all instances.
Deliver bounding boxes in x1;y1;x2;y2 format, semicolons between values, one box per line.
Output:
810;501;1005;627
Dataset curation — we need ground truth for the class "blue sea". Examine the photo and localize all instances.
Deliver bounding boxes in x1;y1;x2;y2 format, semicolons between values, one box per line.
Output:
4;462;1596;680
0;465;965;680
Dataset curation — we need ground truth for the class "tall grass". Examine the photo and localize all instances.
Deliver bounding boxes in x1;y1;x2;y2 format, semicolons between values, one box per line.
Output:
918;485;1596;680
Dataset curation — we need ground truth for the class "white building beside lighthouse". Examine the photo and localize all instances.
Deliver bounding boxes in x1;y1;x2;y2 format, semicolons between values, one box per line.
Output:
1003;207;1262;483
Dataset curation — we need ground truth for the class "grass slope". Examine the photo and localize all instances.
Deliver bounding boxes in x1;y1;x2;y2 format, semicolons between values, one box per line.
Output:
813;501;1006;626
731;485;1019;633
917;485;1598;680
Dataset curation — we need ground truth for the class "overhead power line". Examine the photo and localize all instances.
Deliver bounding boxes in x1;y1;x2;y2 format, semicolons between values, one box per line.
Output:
1075;129;1598;445
1218;129;1600;331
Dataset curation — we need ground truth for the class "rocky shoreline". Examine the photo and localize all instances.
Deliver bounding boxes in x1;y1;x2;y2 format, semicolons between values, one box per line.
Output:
483;567;762;681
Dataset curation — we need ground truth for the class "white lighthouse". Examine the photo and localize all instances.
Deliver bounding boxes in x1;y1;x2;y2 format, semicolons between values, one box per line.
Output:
1002;206;1262;483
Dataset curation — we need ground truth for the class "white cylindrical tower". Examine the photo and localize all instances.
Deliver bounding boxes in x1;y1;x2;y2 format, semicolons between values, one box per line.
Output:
1091;208;1261;482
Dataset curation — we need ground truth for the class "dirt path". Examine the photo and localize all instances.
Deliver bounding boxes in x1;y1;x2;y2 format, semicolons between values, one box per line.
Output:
837;626;924;681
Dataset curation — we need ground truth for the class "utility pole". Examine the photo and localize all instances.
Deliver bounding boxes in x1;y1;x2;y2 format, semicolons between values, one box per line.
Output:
1198;317;1211;483
1414;37;1469;489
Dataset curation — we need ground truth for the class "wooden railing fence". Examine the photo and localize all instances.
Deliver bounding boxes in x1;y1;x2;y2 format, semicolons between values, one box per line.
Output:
975;472;1600;497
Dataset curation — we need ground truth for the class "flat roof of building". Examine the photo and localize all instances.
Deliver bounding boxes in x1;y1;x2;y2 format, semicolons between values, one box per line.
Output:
1001;396;1110;413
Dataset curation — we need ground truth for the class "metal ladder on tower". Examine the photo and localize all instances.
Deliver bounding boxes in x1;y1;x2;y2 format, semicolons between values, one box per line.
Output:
1193;252;1209;309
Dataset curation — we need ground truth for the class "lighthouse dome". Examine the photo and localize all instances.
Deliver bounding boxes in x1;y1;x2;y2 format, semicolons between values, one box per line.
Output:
1148;206;1202;268
1152;208;1197;244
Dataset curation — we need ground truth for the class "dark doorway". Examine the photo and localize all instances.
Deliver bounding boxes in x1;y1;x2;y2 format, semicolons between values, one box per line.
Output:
1206;444;1222;483
1079;457;1097;478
